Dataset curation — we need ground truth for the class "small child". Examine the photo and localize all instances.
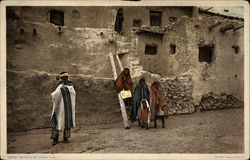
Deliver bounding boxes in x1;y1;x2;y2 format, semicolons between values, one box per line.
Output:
140;99;151;129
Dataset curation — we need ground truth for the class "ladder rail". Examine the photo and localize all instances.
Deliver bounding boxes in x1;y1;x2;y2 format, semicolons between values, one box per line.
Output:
109;52;130;129
116;54;124;72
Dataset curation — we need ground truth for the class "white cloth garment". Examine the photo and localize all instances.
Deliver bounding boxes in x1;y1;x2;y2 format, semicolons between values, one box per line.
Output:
140;99;151;126
51;84;76;130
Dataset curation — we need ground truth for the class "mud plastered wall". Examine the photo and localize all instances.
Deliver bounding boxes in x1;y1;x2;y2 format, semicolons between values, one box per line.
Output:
136;33;163;74
187;14;244;104
7;70;121;131
121;6;193;37
7;22;115;77
161;17;191;76
11;6;115;28
135;14;244;111
6;6;244;131
6;7;126;131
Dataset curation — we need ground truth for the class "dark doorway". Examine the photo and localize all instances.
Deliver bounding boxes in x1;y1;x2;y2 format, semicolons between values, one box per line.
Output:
232;45;240;54
133;19;142;27
145;44;157;55
170;44;176;54
50;10;64;26
114;8;124;33
199;46;214;63
150;11;162;27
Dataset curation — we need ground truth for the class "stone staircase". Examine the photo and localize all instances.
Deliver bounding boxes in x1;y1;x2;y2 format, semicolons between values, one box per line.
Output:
129;56;144;77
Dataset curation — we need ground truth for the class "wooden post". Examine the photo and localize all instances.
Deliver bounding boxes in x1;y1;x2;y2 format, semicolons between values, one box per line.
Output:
220;25;234;33
116;54;124;72
208;21;222;30
192;7;199;18
109;52;117;79
234;25;244;31
109;52;130;129
204;7;213;11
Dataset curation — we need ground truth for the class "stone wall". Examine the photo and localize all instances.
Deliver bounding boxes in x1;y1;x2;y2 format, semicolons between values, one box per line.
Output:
160;75;195;115
199;92;243;110
160;74;243;114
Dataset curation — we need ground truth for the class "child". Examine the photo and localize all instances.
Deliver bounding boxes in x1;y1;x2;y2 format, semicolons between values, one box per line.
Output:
149;82;168;128
140;99;151;129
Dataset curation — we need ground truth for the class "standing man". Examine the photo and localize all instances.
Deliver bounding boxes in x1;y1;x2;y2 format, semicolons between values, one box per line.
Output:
50;72;76;145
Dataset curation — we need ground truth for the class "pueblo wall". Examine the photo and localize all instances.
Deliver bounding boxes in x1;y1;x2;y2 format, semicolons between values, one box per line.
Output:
6;6;244;131
6;6;127;131
7;70;121;132
135;14;244;112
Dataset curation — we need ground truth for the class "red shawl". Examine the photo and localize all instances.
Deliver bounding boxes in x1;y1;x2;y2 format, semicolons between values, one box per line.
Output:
149;82;168;120
115;68;133;93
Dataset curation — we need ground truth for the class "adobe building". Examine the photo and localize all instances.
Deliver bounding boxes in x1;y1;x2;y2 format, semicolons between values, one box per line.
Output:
6;6;244;131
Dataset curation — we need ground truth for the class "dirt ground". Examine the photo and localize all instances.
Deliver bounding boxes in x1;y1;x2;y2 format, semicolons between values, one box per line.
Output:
7;108;244;154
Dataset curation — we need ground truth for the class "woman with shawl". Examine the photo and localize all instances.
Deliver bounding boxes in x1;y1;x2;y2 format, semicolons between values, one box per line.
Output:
115;68;133;108
131;78;149;124
149;81;168;128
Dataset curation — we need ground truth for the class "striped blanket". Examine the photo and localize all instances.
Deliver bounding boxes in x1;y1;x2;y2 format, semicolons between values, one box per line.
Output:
51;84;76;130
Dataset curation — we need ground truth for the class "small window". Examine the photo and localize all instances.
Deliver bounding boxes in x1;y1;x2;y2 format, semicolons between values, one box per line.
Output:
6;8;19;20
232;45;240;54
72;10;80;18
132;19;142;27
150;11;162;27
169;16;177;22
170;44;176;54
234;74;238;79
199;46;214;63
50;10;64;26
19;28;25;35
32;28;37;35
145;44;157;55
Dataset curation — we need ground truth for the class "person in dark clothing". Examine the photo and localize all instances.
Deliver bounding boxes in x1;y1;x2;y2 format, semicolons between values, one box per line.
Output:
50;72;76;145
114;8;124;33
131;78;149;124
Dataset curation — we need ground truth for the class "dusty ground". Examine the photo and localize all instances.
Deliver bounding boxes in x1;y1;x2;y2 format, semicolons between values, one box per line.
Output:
7;108;244;153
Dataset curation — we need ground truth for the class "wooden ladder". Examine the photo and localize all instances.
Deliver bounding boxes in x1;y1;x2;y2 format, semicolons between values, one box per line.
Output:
109;52;130;129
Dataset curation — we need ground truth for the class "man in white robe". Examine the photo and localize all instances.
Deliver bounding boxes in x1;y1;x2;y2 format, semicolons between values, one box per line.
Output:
50;72;76;145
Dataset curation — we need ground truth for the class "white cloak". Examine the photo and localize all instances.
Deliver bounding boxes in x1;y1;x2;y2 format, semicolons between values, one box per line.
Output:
51;84;76;130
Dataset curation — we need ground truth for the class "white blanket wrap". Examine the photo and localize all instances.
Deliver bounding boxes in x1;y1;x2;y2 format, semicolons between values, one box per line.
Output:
51;84;76;130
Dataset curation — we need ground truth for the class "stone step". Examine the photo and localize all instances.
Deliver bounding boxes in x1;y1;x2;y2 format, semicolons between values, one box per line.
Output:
130;62;140;65
129;58;140;62
129;56;139;60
